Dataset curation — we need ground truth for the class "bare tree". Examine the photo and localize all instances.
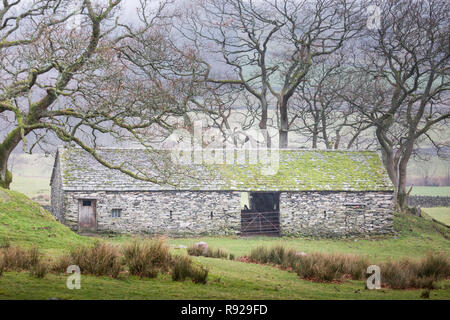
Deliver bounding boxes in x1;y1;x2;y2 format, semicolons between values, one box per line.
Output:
343;0;450;210
0;0;185;188
289;57;374;149
177;0;365;148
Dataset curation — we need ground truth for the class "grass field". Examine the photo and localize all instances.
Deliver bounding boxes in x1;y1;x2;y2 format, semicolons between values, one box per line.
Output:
410;186;450;197
422;207;450;227
1;187;449;300
0;189;93;255
1;259;449;300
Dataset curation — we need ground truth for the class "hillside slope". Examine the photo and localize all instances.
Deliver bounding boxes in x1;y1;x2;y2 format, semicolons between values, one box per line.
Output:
0;188;92;253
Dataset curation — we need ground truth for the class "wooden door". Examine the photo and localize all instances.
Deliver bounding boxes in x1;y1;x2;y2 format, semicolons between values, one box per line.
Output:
78;199;97;231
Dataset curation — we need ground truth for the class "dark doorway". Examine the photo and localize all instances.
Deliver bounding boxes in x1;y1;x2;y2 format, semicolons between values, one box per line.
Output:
241;192;280;237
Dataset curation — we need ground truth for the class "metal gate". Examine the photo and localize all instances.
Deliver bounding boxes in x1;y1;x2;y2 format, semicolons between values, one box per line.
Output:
241;211;280;236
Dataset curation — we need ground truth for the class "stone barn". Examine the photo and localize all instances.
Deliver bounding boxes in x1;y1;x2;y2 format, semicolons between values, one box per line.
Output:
50;147;394;237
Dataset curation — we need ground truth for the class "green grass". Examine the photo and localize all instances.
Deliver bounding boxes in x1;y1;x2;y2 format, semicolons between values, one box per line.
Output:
409;186;450;197
0;188;94;255
1;259;449;300
1;187;449;299
161;213;450;261
422;207;450;227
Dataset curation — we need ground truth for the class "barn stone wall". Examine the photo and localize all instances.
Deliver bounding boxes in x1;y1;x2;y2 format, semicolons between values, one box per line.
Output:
62;191;241;236
280;191;394;237
50;156;65;223
57;190;394;237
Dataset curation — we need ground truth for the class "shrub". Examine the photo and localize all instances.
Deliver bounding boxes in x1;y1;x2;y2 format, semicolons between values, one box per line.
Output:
0;246;42;270
342;254;369;280
29;261;48;278
171;255;209;284
171;255;194;282
249;246;269;263
249;245;370;282
190;266;209;284
0;237;10;249
187;245;230;259
0;245;48;278
379;253;449;289
207;248;229;259
68;242;122;278
51;255;73;274
416;252;450;280
28;247;41;267
122;238;171;278
267;245;287;265
380;259;417;289
0;256;4;276
186;246;205;257
421;289;431;299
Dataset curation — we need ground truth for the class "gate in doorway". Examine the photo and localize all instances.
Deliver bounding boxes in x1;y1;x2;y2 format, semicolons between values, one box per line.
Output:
241;192;280;236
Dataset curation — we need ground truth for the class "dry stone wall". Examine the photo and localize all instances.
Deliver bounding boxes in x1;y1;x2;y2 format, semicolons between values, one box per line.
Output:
280;191;394;237
57;190;394;237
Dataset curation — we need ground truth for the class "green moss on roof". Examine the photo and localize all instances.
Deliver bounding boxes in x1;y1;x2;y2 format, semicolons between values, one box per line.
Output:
58;148;393;192
215;150;392;191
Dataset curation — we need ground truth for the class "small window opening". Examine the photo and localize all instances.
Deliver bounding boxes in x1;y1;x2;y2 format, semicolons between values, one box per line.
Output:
112;209;122;218
82;200;92;207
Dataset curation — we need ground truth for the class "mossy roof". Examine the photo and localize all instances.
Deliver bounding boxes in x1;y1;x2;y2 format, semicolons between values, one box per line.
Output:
56;147;394;192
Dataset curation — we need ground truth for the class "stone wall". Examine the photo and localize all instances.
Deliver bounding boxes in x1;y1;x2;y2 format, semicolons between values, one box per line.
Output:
280;191;394;237
63;191;241;236
59;190;394;237
407;196;450;208
50;156;65;223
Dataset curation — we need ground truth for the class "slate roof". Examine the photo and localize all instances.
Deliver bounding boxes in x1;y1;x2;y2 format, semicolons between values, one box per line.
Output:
53;147;394;192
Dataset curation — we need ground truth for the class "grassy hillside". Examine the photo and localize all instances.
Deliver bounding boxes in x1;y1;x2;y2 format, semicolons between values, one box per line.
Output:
0;188;93;254
0;188;449;300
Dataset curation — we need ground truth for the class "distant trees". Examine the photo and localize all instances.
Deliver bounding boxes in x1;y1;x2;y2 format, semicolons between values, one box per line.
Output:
175;0;365;148
289;56;375;149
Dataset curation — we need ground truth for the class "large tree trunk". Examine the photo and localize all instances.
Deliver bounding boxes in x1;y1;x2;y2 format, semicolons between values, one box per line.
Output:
0;129;24;189
260;98;271;148
312;129;318;149
397;140;414;211
0;152;12;189
279;98;288;149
